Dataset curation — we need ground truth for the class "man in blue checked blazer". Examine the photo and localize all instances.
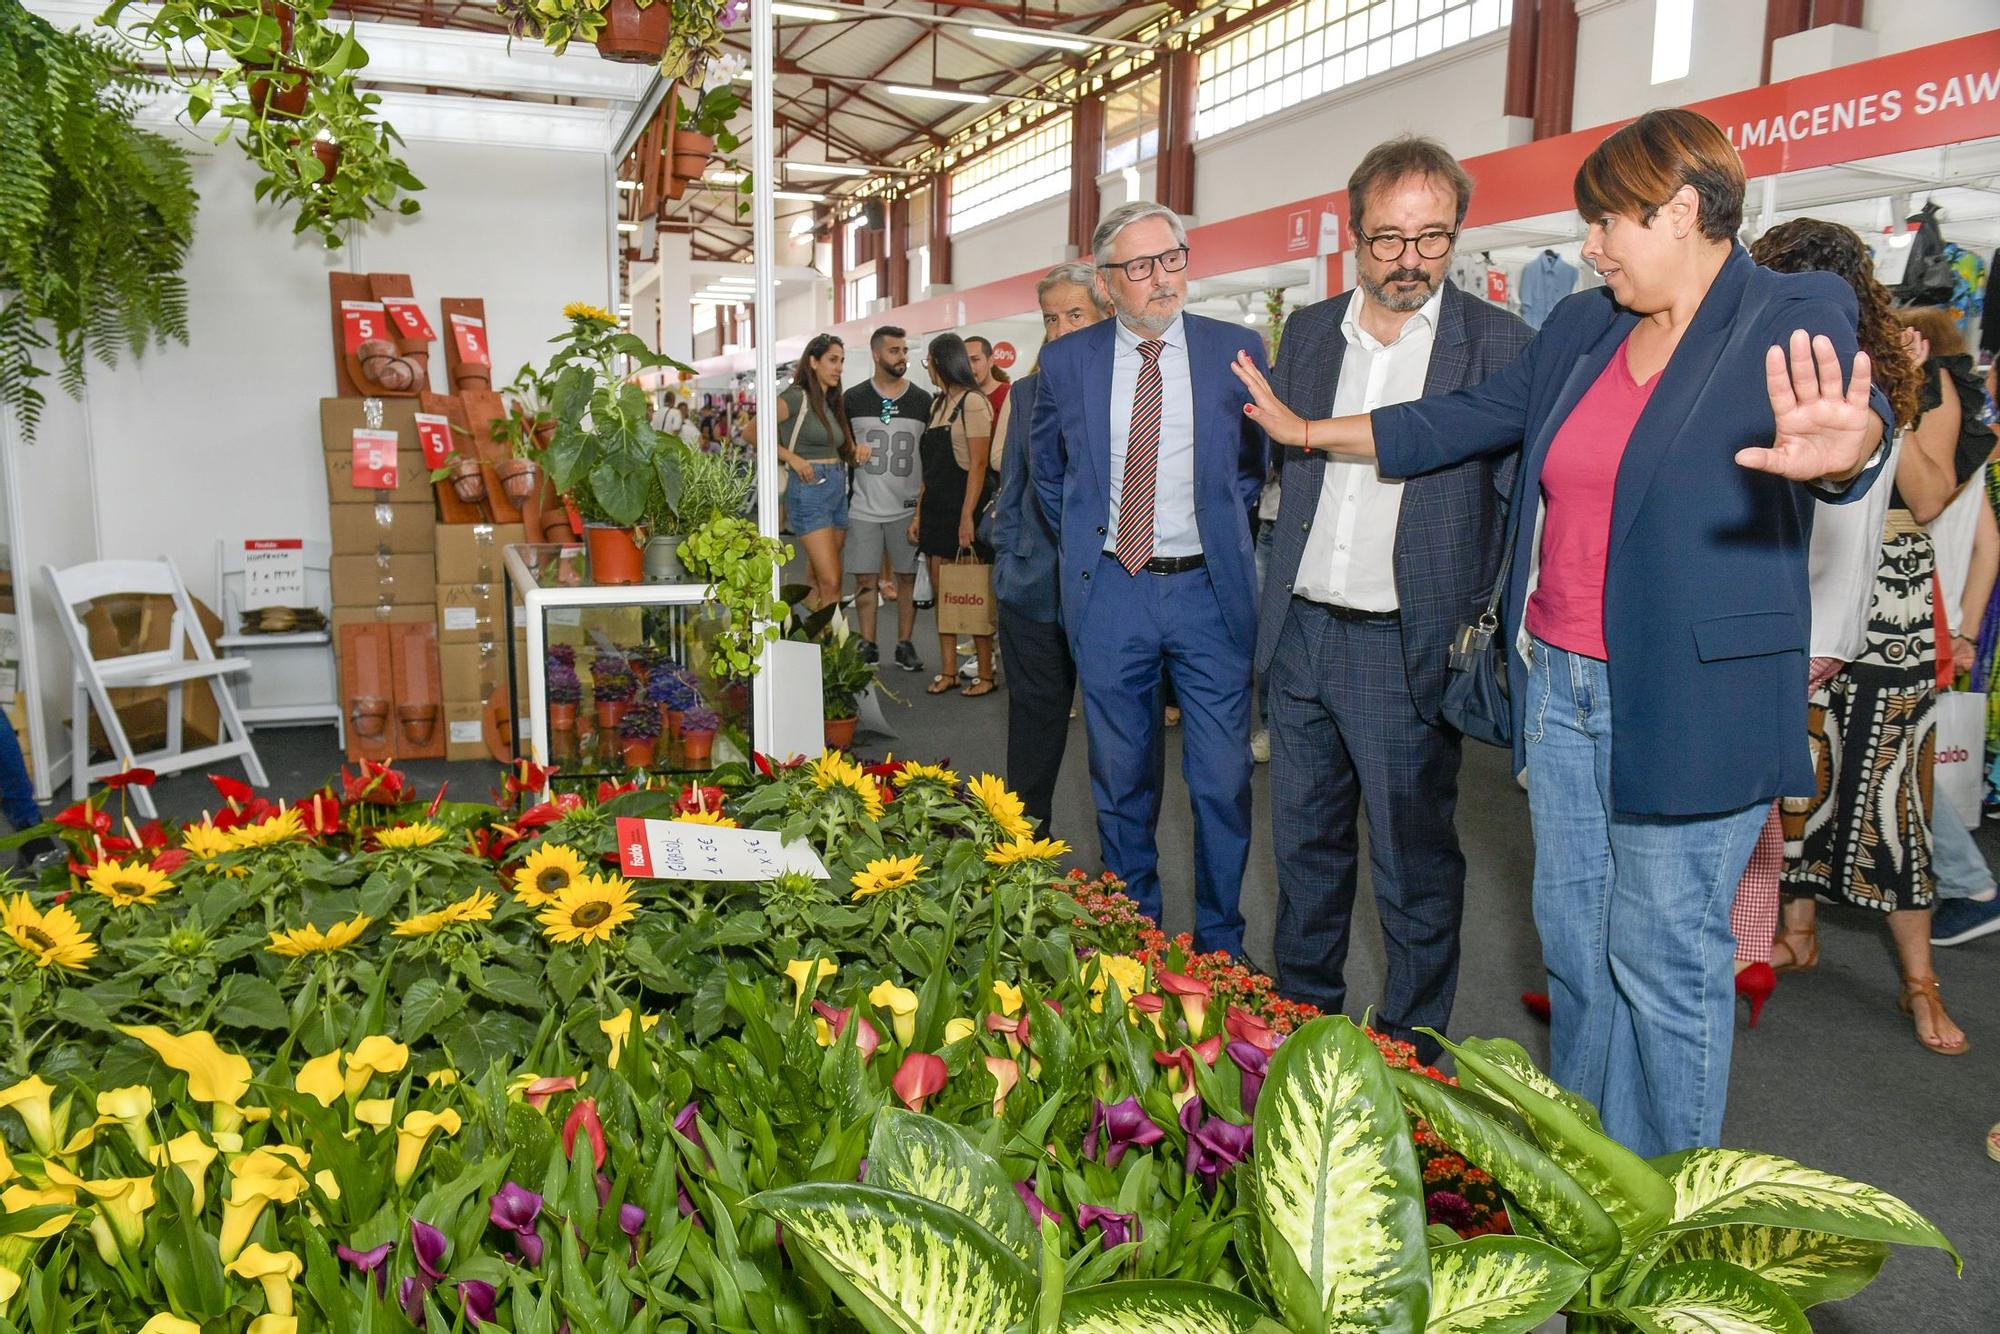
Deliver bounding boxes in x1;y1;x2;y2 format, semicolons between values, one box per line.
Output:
1031;202;1269;958
1257;140;1532;1062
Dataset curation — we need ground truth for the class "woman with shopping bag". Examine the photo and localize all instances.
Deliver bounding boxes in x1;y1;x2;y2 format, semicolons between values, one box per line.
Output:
910;333;998;697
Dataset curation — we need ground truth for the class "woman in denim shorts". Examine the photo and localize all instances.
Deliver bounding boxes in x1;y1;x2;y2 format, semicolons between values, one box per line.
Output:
750;334;855;608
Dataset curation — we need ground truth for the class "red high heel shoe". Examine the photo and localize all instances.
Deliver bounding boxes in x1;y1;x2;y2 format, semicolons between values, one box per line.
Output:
1521;991;1551;1022
1735;962;1776;1028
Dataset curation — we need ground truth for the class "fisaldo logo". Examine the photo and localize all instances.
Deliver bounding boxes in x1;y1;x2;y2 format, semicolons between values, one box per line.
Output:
943;592;985;605
1939;746;1971;764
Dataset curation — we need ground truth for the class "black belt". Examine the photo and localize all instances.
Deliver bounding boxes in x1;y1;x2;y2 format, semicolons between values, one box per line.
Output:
1298;595;1399;624
1142;554;1205;575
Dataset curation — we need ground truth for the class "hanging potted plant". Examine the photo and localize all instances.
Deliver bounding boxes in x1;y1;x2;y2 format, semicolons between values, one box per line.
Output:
672;82;741;181
238;74;423;249
678;704;720;767
491;362;558;506
537;302;690;585
496;0;737;79
618;703;662;768
679;515;792;681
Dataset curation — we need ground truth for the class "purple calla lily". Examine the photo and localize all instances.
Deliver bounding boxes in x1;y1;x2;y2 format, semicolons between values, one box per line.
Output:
1225;1040;1270;1113
1014;1178;1065;1229
1090;1096;1165;1169
459;1279;498;1326
410;1219;450;1281
337;1242;392;1295
674;1100;714;1167
1076;1204;1140;1250
398;1275;429;1326
619;1202;646;1238
489;1181;546;1267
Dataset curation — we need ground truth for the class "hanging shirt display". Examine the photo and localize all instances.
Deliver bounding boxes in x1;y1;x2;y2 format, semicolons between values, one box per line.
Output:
1517;250;1577;329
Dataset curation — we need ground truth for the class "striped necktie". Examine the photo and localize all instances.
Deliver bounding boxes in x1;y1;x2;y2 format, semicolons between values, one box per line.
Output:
1115;338;1166;574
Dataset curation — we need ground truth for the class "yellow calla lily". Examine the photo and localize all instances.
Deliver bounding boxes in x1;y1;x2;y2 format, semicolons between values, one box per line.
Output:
95;1085;155;1154
0;1076;59;1155
353;1099;394;1131
343;1036;410;1099
0;1138;14;1188
118;1026;252;1131
137;1316;203;1334
226;1244;303;1317
0;1184;75;1238
599;1008;660;1068
293;1052;345;1109
246;1318;298;1334
867;981;920;1048
218;1151;309;1262
81;1175;155;1252
313;1169;341;1201
393;1108;461;1187
991;980;1024;1017
149;1132;219;1213
943;1017;977;1045
783;956;839;1007
0;1266;19;1311
423;1068;459;1089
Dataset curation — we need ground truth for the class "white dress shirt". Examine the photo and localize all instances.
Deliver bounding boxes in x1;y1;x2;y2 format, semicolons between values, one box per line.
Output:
1294;286;1442;610
1105;314;1200;559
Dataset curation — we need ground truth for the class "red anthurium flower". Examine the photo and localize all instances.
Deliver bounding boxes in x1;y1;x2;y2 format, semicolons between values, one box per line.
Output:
53;803;110;836
103;767;156;790
298;791;344;837
891;1052;947;1112
97;835;138;859
1224;1006;1280;1054
426;783;448;819
561;1099;606;1169
150;848;189;875
343;760;410;805
674;785;725;815
503;761;558;807
132;822;168;849
750;752;805;779
596;780;637;804
208;773;255;807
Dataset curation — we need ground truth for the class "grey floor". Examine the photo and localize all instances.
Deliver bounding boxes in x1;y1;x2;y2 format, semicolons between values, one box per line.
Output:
129;597;1996;1330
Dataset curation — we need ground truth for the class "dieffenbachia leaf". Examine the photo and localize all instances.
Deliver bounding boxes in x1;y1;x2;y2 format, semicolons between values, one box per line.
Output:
1652;1225;1888;1309
1392;1071;1619;1270
866;1107;1037;1261
1452;1037;1604;1135
1434;1033;1672;1266
745;1182;1034;1334
1615;1259;1811;1334
1652;1149;1957;1269
1253;1016;1429;1333
1057;1280;1282;1332
1423;1235;1590;1333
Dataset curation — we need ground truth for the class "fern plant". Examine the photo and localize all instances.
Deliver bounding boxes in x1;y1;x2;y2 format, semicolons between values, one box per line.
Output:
0;1;197;441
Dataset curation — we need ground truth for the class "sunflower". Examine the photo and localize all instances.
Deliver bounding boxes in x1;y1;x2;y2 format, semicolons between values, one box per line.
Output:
181;822;234;861
966;774;1032;841
513;844;586;905
537;875;637;946
563;301;616;324
226;808;306;851
375;822;446;850
850;854;926;901
2;895;96;971
267;914;372;959
983;836;1071;868
391;890;498;938
891;761;961;790
85;860;176;908
673;810;739;828
808;751;884;820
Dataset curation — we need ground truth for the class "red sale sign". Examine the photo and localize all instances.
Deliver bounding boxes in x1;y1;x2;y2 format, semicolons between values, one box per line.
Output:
992;341;1017;369
1485;269;1509;304
341;301;387;354
413;412;453;469
449;313;490;368
351;428;399;490
383;298;435;342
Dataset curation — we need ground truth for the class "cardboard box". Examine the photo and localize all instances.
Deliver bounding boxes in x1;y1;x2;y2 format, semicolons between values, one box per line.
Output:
321;396;422;450
324;447;434;504
434;521;524;585
331;553;434;608
330;502;437;556
436;581;526;645
444;701;492;763
81;593;223;754
440;640;525;708
331;604;433;638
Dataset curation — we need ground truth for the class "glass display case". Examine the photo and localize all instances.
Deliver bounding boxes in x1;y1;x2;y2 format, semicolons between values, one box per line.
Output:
502;543;756;784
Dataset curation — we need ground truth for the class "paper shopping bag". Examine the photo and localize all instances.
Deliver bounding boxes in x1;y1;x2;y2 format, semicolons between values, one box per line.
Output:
935;553;996;635
1934;689;1987;829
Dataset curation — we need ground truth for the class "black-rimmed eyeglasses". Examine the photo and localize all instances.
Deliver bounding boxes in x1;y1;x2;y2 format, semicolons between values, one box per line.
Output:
1358;229;1457;262
1098;246;1190;282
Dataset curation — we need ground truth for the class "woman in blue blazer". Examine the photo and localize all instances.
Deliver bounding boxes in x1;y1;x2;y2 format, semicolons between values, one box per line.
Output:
1231;110;1894;1158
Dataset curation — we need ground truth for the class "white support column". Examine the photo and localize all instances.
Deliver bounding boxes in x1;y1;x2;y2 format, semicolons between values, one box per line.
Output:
749;0;779;759
656;232;694;363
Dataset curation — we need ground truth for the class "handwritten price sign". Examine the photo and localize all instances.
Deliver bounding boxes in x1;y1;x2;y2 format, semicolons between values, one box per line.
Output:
614;818;828;882
449;313;490;368
341;300;387;354
242;539;305;610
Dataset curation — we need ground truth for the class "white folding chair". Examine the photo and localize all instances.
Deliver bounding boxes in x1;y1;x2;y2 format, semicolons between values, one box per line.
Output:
41;557;269;820
215;539;343;748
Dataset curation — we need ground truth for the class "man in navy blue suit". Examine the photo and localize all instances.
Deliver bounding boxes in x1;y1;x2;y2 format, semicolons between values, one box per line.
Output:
1030;201;1269;957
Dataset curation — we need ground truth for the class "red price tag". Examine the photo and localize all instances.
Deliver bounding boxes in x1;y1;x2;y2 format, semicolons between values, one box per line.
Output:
1485;268;1510;304
342;301;387;354
450;313;490;368
351;428;399;490
413;413;453;469
383;298;435;342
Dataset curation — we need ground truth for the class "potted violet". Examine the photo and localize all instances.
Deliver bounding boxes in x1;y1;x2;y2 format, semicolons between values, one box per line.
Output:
617;702;661;768
678;704;719;767
650;663;699;739
546;650;582;732
591;652;636;732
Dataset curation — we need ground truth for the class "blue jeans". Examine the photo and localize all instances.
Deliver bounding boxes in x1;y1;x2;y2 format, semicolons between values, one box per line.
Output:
1523;638;1767;1157
0;717;39;831
1930;803;1995;901
784;463;849;536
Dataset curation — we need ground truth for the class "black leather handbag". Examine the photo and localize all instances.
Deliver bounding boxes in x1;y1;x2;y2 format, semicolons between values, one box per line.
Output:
1441;534;1516;749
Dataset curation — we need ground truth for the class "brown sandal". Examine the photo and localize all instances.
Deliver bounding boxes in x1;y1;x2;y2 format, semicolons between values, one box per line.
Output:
927;674;955;696
961;677;995;698
1771;926;1818;974
1899;975;1969;1056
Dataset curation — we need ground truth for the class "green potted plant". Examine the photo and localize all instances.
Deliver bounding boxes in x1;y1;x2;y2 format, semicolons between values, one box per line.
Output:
489;362;558;506
679;515;791;680
538;302;691;585
239;74;423;249
495;0;735;76
817;613;878;751
645;442;750;582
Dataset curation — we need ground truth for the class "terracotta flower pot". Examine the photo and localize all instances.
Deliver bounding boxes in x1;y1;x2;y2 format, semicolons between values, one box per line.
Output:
595;699;629;731
549;701;577;731
397;703;437;746
449;457;486;504
664;708;684;739
620;737;658;768
349;695;389;740
585;522;646;586
496;457;541;506
563;496;584;538
723;682;751;717
823;714;858;750
310;139;341;183
249;63;309;118
671;131;715;181
681;730;716;766
532;420;557;449
594;0;673;64
550;729;578;764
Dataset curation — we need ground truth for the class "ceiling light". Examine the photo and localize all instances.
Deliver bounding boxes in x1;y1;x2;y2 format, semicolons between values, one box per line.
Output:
773;189;828;201
885;84;990;106
705;169;746;185
616;180;640;192
971;25;1091;52
771;2;839;19
616;222;639;233
786;162;870;178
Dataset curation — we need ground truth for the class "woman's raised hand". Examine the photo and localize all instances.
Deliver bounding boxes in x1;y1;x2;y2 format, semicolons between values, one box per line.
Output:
1231;350;1308;447
1738;329;1879;483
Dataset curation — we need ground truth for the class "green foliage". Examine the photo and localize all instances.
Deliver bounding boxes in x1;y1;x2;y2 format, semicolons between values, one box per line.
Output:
538;306;691;528
0;3;196;441
240;73;423;249
678;515;791;679
498;0;736;81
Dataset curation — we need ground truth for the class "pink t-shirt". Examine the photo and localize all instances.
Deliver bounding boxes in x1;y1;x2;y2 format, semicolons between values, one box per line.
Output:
1524;342;1661;661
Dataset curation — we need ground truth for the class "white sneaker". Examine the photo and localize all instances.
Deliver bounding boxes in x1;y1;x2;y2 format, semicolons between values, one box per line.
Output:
1251;728;1270;764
